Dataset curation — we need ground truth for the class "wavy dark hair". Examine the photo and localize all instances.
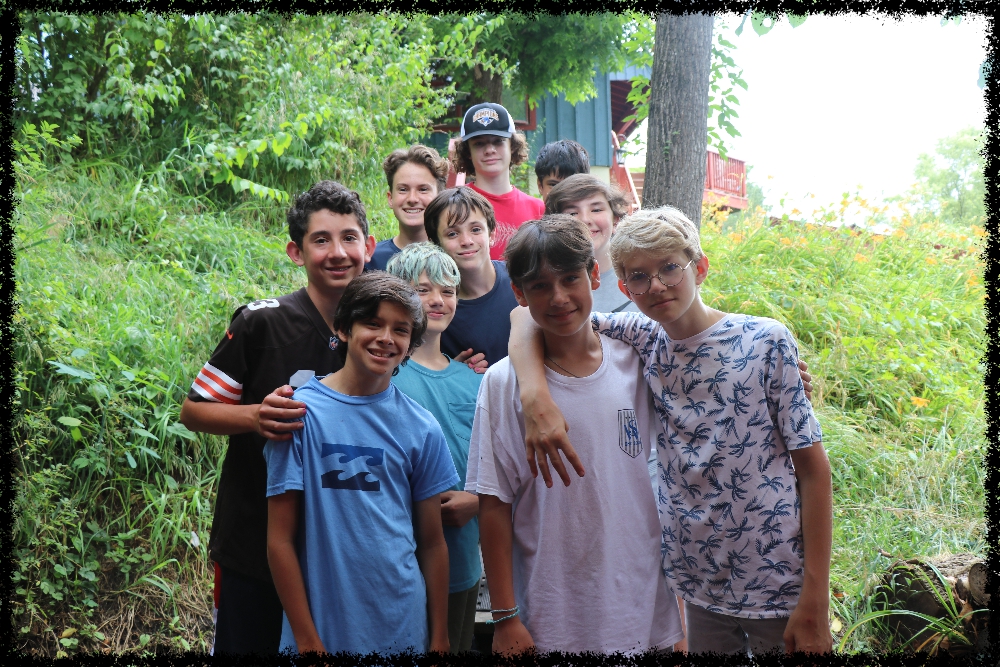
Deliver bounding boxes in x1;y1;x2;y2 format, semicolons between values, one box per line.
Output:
534;139;590;180
332;272;428;375
504;214;595;289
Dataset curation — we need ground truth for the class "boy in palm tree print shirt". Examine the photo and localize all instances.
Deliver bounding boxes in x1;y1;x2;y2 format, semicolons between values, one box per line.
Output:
510;206;833;656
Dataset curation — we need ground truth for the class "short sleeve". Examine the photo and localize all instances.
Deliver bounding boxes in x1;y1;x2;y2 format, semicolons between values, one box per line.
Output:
766;325;823;451
263;432;305;497
411;425;460;502
467;385;520;504
591;311;660;364
188;307;248;405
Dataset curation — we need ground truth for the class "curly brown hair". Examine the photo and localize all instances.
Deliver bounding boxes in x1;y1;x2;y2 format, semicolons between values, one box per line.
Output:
383;145;449;192
453;131;530;177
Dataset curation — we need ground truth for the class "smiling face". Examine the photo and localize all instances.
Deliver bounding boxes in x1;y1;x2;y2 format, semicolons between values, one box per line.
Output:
512;263;600;338
619;251;709;332
287;209;375;298
414;271;457;336
436;208;494;274
338;300;415;381
468;135;511;178
387;162;439;233
560;194;616;262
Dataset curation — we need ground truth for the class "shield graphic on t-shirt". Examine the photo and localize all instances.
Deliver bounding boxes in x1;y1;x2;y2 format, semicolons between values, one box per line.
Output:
618;409;642;458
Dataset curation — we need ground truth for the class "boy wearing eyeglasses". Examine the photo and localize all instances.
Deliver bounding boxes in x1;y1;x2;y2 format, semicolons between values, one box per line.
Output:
508;206;833;657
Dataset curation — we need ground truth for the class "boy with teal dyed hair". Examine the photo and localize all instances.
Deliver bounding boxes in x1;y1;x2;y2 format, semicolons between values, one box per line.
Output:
386;243;484;653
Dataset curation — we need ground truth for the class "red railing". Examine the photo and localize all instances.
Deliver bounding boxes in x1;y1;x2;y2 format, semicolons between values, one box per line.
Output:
610;132;641;212
703;149;748;210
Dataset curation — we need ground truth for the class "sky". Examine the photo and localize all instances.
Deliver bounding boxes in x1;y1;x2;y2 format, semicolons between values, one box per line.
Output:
624;14;988;219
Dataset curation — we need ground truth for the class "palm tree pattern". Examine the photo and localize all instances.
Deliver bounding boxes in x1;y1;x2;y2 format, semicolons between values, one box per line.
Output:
593;312;822;619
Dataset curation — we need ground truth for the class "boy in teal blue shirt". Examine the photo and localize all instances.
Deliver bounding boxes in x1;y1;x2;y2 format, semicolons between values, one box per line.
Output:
387;243;484;652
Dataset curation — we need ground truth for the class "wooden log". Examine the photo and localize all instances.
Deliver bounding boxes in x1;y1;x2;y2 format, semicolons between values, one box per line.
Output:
968;562;989;608
870;553;989;655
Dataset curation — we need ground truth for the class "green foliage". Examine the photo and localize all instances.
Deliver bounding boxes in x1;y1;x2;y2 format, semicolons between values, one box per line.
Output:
910;127;985;228
15;13;489;214
430;13;631;106
623;16;748;157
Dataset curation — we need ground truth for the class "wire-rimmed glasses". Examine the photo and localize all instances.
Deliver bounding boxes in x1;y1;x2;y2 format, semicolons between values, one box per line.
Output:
623;259;694;295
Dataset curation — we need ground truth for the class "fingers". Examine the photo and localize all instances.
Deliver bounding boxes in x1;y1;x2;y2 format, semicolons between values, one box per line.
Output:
526;448;539;479
536;453;554;488
453;348;474;363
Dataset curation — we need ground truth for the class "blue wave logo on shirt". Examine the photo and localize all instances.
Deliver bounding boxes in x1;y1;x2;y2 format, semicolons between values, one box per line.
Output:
320;443;383;492
618;409;643;458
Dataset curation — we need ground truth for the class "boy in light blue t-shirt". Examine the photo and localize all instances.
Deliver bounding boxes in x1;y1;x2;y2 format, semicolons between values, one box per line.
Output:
264;272;459;655
386;242;483;653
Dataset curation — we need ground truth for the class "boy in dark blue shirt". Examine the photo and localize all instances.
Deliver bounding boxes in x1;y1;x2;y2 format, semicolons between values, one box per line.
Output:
423;187;521;365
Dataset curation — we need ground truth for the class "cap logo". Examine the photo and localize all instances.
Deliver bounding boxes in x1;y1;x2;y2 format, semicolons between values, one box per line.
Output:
473;108;500;127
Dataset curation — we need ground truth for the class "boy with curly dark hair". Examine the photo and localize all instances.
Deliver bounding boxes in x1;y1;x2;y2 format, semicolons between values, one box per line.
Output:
180;180;375;654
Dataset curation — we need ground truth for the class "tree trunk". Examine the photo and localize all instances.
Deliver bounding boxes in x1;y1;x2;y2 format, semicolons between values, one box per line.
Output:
643;13;713;227
471;64;503;105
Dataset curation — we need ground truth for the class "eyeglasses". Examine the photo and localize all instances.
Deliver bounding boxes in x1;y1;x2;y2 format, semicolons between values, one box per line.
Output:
624;260;694;295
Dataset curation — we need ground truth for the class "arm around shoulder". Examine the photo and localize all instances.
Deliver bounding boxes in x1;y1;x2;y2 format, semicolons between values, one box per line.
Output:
179;386;307;441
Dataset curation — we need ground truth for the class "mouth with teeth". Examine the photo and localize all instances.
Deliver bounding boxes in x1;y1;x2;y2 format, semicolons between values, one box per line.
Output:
367;348;396;360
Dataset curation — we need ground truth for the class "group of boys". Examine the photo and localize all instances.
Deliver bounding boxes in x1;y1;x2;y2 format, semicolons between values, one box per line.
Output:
181;101;834;658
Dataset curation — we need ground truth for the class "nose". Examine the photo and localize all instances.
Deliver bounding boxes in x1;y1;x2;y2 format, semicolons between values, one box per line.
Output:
375;325;394;344
551;283;570;306
427;289;444;307
328;239;348;259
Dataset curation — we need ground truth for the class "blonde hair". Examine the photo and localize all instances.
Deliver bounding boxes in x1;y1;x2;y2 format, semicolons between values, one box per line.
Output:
609;206;704;280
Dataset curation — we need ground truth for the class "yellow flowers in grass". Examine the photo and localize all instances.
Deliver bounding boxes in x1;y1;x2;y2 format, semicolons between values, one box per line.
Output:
854;254;869;263
910;396;930;408
780;237;793;245
926;257;938;265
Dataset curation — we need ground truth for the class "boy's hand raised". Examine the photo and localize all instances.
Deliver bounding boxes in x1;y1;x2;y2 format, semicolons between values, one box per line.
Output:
454;348;488;374
440;491;478;527
256;385;307;441
523;391;584;487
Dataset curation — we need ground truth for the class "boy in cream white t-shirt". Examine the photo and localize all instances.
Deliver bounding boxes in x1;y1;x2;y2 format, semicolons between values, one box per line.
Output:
467;215;683;655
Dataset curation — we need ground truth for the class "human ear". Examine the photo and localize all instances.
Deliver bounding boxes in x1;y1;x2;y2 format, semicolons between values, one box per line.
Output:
511;282;529;308
618;280;632;299
364;235;377;263
694;255;710;285
286;241;305;267
590;263;601;290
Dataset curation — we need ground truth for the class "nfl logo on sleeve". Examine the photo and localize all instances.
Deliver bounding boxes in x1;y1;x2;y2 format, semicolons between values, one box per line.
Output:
618;409;642;458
